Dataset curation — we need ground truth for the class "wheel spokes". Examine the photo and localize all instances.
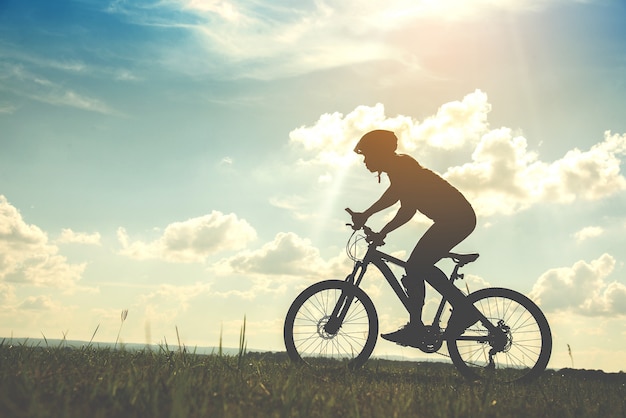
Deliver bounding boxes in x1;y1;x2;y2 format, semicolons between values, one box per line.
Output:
292;287;372;360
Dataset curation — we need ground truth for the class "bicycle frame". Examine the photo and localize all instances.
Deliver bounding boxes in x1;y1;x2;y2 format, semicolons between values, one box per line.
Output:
343;241;496;335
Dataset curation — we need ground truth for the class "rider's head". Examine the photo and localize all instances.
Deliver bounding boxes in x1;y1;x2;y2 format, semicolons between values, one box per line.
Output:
354;130;398;173
354;130;398;156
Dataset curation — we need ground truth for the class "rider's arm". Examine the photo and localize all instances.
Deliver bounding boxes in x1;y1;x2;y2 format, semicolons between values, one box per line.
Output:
380;205;417;237
363;186;400;218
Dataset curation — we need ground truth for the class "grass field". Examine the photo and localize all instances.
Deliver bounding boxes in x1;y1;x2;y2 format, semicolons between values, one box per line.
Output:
1;342;625;418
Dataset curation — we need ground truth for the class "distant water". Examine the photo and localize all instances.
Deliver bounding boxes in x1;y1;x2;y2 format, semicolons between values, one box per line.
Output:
1;336;452;363
1;337;253;356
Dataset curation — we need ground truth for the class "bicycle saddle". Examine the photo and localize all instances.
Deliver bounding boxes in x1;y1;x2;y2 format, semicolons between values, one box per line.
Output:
447;252;479;266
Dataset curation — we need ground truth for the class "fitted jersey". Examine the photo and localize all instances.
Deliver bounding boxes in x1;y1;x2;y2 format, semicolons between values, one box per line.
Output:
386;154;474;223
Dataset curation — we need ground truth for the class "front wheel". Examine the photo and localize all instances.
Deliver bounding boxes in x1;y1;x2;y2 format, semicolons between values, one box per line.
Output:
447;287;552;383
284;280;378;368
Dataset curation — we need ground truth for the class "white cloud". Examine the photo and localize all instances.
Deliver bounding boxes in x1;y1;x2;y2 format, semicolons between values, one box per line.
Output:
290;91;626;217
13;255;86;288
0;103;17;114
0;62;118;115
462;273;492;293
212;231;348;280
49;90;114;114
139;282;213;323
269;195;304;211
174;0;397;79
0;43;141;81
268;195;312;220
573;226;604;243
220;156;233;165
115;69;140;81
118;211;257;263
183;0;246;23
136;0;567;78
392;0;567;19
446;130;626;216
529;254;626;316
0;283;16;306
57;229;102;245
0;195;86;287
18;295;60;311
289;90;490;166
411;90;491;150
212;232;323;277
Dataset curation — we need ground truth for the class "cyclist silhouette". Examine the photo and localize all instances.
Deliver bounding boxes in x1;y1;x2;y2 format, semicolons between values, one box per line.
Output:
350;130;477;348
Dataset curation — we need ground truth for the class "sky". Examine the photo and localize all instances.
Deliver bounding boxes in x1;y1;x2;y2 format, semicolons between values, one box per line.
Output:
1;0;625;372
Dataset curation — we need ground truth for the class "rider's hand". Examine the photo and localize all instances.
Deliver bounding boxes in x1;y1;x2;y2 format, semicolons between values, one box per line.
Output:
350;211;369;230
368;231;386;246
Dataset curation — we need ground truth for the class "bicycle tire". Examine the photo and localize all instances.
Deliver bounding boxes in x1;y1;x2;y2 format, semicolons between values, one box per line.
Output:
284;280;378;368
447;287;552;383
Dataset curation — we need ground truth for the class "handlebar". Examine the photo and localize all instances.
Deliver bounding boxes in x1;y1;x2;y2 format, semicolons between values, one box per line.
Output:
344;208;384;246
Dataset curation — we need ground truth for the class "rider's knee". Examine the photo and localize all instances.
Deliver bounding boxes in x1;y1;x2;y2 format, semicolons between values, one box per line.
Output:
405;263;439;279
405;260;423;276
401;274;423;291
460;211;477;236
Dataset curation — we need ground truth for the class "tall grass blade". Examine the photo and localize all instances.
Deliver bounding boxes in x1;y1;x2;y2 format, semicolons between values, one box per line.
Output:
87;324;100;349
114;309;129;349
59;330;68;348
237;315;247;370
175;325;185;354
218;324;223;357
568;344;574;368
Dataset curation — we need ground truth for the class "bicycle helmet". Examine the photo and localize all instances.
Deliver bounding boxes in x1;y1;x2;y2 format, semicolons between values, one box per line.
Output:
354;130;398;155
354;129;398;183
354;129;398;154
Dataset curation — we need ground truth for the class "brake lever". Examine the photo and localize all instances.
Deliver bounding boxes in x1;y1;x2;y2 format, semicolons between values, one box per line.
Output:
362;226;385;246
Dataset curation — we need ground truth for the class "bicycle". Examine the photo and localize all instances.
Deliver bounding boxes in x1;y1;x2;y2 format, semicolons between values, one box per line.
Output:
283;209;552;383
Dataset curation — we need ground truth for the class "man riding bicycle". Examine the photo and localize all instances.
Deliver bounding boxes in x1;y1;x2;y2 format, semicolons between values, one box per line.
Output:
349;129;477;348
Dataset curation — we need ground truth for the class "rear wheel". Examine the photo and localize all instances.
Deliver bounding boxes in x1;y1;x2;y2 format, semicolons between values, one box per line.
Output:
447;287;552;383
284;280;378;368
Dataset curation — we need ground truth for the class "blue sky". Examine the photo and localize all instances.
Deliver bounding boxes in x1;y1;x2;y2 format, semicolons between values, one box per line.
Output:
1;0;626;372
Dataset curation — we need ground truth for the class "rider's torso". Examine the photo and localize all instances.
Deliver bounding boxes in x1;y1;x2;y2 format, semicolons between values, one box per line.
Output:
387;154;474;222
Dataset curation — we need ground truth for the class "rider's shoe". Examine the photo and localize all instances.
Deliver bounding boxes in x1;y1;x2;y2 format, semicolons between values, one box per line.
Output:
381;322;426;348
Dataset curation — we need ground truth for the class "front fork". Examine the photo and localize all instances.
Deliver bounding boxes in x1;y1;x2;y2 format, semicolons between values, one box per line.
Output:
323;262;366;335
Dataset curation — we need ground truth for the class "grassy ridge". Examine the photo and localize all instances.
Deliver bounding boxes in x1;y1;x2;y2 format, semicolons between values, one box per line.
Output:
1;344;624;418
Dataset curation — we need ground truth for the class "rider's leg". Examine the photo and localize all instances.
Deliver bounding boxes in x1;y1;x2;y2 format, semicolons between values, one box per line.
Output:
381;211;476;347
405;214;477;328
401;275;425;325
406;217;474;293
382;216;475;347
